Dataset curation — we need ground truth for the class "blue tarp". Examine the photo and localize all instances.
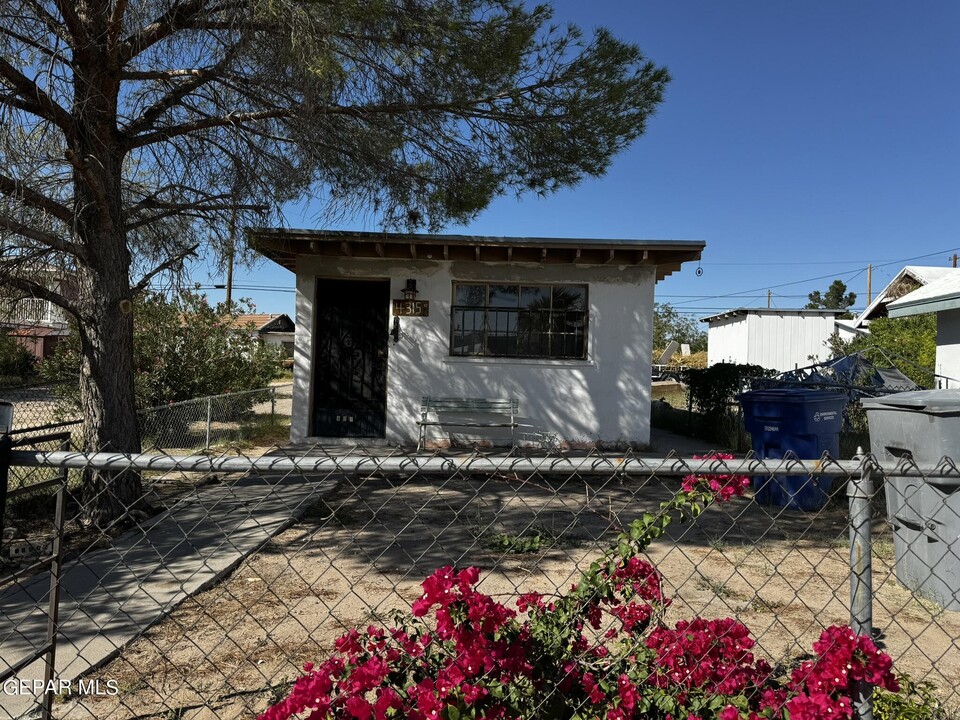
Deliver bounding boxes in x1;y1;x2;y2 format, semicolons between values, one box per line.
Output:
755;352;919;400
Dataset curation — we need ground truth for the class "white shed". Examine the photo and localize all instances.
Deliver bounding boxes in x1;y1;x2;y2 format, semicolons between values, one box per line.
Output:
887;271;960;388
701;308;846;373
251;229;704;448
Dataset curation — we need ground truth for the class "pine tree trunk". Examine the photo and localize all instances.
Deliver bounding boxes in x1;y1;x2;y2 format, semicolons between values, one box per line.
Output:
72;2;144;527
76;270;143;527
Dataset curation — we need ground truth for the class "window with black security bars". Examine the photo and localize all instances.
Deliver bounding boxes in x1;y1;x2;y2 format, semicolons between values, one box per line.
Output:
450;283;588;359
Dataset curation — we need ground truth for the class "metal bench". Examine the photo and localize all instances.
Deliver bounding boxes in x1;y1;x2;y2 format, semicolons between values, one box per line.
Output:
417;396;519;450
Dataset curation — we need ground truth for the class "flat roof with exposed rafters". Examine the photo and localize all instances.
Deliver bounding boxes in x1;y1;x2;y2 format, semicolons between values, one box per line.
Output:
248;229;705;281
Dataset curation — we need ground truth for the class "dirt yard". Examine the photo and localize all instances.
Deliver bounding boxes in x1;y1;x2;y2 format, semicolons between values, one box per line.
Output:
58;472;960;720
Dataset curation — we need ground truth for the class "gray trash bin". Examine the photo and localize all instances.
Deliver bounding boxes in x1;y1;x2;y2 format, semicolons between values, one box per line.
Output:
862;390;960;610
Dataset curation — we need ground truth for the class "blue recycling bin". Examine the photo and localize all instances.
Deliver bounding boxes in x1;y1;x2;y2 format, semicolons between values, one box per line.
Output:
738;389;848;511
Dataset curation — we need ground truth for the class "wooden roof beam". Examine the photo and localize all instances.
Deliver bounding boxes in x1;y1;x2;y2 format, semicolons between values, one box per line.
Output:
657;262;681;281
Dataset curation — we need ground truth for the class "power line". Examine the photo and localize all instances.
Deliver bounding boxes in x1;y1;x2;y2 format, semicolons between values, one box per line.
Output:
701;247;960;267
172;284;297;294
670;245;960;309
670;267;868;308
658;293;812;299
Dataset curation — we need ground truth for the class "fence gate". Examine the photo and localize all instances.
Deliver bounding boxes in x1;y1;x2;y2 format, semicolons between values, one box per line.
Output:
0;430;70;720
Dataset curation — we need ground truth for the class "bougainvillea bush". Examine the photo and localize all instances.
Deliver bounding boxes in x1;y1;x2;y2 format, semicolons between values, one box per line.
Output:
262;454;901;720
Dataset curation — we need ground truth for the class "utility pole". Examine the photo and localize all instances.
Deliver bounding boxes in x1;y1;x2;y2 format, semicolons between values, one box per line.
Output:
767;289;771;309
867;264;872;305
953;253;958;269
225;203;236;309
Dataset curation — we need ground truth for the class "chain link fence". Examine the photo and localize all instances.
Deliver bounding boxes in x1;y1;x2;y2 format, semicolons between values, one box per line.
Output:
1;446;959;719
0;383;293;448
0;384;294;542
138;385;293;452
0;382;75;435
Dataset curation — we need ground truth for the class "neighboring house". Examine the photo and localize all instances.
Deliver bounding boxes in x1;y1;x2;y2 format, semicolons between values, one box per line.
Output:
0;267;75;360
229;313;295;357
887;271;960;388
4;325;69;361
250;229;704;447
701;308;850;372
853;265;956;329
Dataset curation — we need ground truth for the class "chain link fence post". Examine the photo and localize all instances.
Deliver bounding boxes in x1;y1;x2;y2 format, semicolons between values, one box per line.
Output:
40;437;69;720
0;402;12;550
205;396;213;450
849;446;874;720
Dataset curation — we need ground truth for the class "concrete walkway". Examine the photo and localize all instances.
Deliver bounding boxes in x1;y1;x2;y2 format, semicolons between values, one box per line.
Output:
0;470;338;719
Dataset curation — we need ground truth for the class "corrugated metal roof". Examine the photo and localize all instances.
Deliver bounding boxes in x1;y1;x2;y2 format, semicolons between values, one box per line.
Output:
906;265;957;284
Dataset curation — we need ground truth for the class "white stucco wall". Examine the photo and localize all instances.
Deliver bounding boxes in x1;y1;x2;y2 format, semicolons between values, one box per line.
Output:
707;313;838;372
936;308;960;388
290;256;655;447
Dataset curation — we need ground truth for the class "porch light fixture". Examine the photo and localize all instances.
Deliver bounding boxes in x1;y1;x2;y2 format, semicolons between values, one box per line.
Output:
402;279;418;300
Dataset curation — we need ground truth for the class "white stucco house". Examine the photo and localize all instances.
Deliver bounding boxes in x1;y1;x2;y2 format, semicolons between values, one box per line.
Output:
701;308;856;373
250;229;704;447
887;271;960;388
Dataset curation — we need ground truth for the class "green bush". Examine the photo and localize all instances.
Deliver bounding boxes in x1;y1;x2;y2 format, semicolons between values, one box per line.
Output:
684;363;775;445
0;332;36;381
687;363;774;418
42;290;284;410
875;674;949;720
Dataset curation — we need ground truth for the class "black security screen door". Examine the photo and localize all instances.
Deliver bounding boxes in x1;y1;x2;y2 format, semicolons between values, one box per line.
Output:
312;279;389;438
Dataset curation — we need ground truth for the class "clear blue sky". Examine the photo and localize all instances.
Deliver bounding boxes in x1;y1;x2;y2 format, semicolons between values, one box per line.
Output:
200;1;960;321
